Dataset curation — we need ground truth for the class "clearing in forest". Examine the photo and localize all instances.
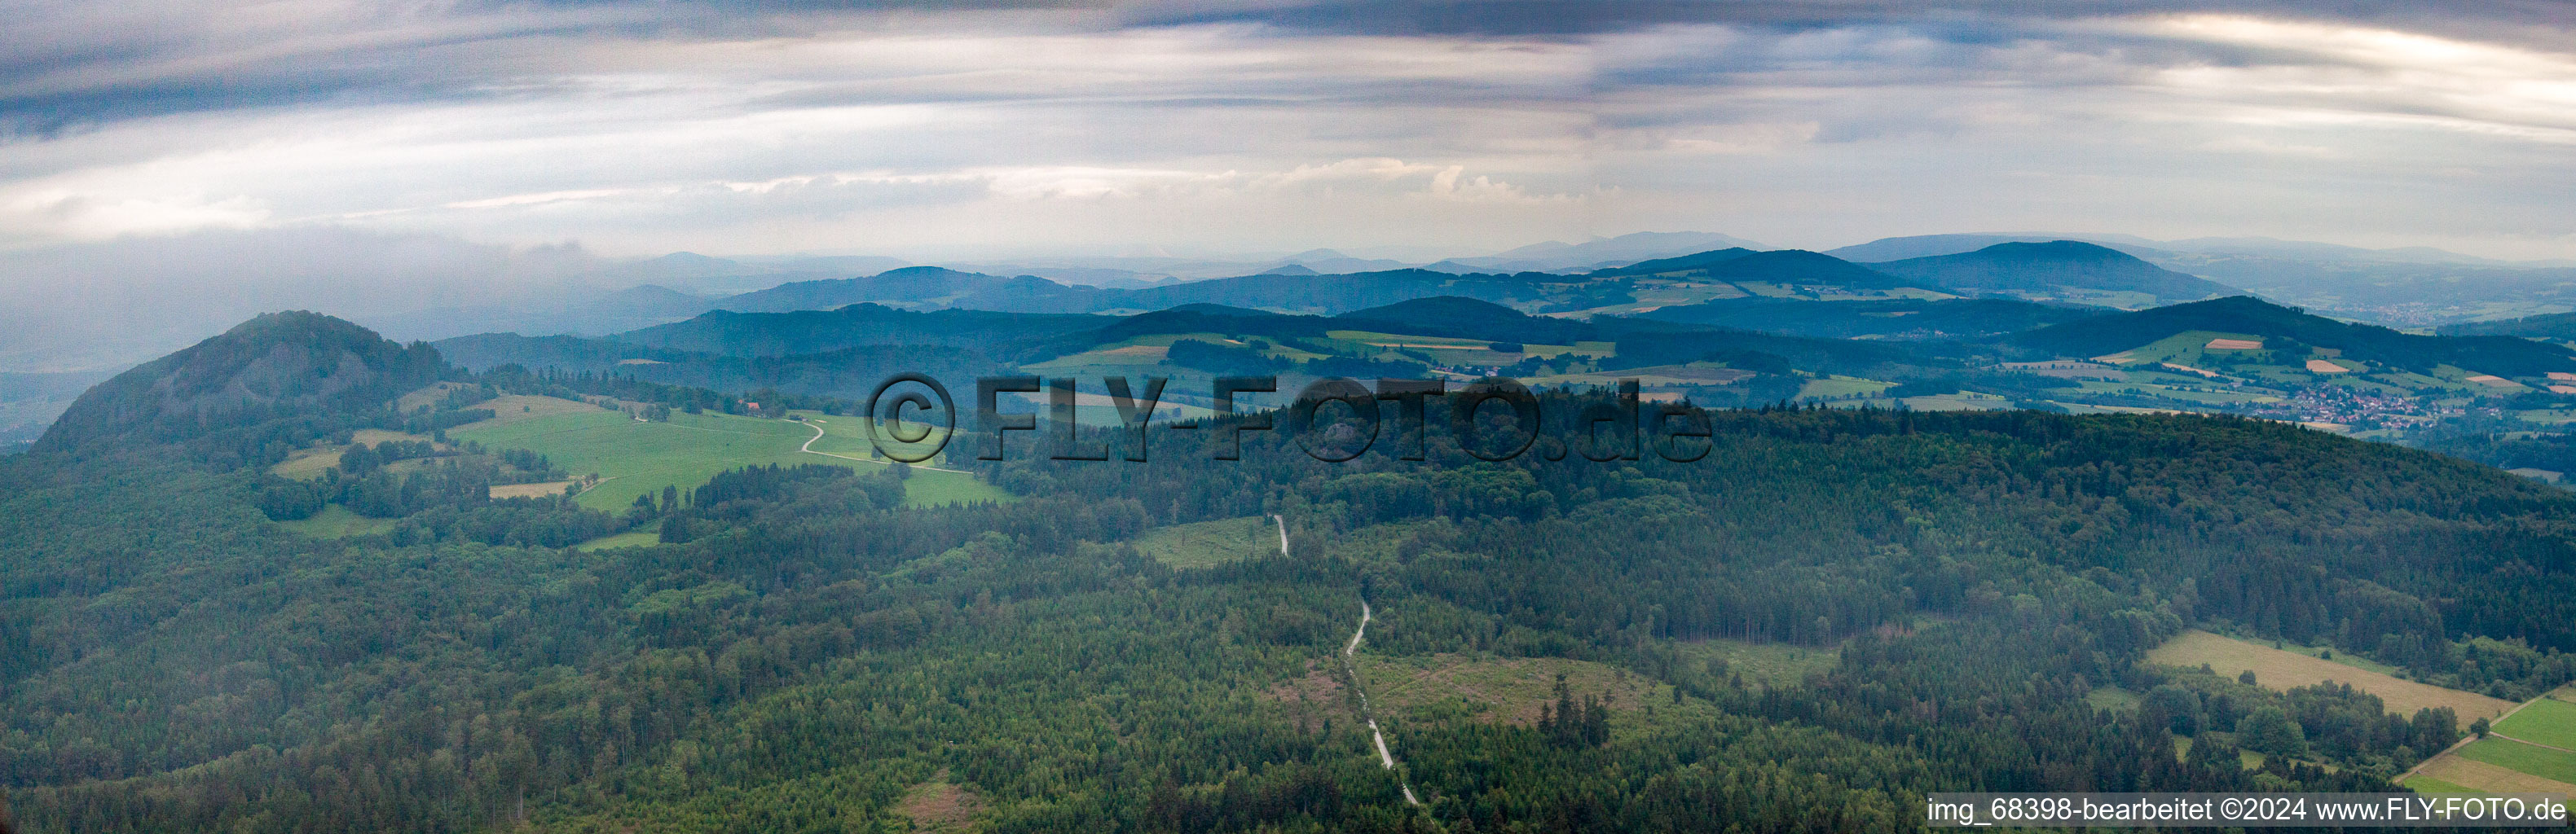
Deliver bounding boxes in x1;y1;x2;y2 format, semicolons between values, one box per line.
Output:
1676;637;1846;688
1129;516;1270;568
2146;630;2514;720
896;771;982;833
1354;653;1684;731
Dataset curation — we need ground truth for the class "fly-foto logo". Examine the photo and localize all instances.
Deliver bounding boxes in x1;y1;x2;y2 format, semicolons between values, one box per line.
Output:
855;375;1715;464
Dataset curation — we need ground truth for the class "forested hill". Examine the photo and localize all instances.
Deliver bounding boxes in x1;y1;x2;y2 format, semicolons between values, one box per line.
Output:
6;312;2576;832
1870;240;2236;303
2013;295;2576;375
31;310;440;460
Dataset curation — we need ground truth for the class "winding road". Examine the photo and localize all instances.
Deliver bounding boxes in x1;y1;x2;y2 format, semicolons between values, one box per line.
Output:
797;418;972;474
1279;513;1421;806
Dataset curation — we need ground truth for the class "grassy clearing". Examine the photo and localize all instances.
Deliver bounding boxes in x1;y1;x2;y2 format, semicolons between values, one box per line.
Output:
453;400;1006;511
575;530;663;551
453;406;817;511
269;447;345;481
1675;638;1841;688
2146;630;2514;719
1354;653;1712;738
896;773;982;833
2456;738;2576;784
275;505;399;539
1128;516;1269;568
2494;696;2576;750
450;395;614;430
395;382;472;412
489;481;576;499
2086;687;2142;713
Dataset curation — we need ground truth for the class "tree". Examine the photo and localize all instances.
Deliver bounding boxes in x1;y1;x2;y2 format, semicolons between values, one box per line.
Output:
2470;717;2490;739
2239;708;2308;757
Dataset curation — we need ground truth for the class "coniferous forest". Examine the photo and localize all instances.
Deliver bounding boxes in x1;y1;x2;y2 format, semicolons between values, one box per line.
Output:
2;314;2574;833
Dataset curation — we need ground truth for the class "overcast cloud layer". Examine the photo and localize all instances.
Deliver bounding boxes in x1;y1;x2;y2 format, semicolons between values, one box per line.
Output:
2;0;2573;264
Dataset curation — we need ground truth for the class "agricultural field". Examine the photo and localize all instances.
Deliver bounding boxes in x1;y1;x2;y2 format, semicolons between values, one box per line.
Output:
2492;696;2576;750
2145;630;2516;720
1795;375;1895;401
2407;753;2574;796
1898;391;2016;411
2399;686;2576;796
1127;516;1270;568
451;397;1006;511
2454;738;2576;785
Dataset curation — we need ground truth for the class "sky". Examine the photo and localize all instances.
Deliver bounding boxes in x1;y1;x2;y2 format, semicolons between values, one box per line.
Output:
2;0;2572;266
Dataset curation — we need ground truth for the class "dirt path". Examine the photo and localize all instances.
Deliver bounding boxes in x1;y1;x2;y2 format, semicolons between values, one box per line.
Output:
798;418;972;474
1290;512;1420;807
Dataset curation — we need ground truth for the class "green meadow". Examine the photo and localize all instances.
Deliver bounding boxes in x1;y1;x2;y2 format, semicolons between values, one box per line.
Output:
451;399;1006;511
2494;697;2576;751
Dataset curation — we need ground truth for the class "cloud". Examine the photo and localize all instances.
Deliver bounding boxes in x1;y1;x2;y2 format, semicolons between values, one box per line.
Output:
1;1;2573;263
